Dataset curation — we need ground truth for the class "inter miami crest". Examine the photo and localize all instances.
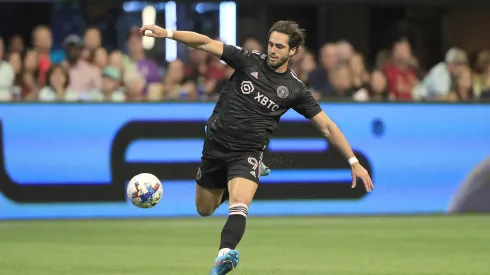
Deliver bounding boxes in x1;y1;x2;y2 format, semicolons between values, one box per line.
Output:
276;86;289;98
196;167;202;180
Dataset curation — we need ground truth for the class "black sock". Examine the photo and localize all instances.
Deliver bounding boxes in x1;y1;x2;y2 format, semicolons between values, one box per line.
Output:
219;203;248;250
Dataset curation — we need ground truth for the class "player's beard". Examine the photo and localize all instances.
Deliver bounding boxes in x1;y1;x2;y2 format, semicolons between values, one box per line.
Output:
268;54;289;70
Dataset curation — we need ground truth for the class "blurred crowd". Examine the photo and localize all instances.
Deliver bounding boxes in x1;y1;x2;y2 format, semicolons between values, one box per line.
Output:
295;38;490;102
0;25;489;102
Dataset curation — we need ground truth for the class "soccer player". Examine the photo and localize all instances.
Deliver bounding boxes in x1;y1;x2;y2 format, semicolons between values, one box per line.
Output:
140;21;374;275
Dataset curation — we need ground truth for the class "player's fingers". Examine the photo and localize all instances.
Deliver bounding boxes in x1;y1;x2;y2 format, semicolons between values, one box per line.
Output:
363;177;371;192
139;27;149;36
143;32;158;38
140;25;156;34
351;176;356;188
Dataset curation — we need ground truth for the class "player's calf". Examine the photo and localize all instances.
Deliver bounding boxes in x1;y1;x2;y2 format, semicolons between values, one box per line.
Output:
217;177;257;256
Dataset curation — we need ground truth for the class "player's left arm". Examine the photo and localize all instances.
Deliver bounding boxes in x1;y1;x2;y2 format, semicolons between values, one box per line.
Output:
293;88;374;192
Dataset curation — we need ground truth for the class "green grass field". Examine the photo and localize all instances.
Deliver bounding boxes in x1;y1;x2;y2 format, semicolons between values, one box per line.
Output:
1;215;489;275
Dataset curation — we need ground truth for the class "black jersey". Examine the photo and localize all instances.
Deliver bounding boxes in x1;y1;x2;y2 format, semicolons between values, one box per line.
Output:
206;44;323;152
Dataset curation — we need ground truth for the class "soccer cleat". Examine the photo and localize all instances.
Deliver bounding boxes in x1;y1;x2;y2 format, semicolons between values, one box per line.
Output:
209;250;240;275
260;162;270;177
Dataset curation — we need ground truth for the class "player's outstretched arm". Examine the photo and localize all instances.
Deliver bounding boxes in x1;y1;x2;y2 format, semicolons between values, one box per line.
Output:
140;24;224;58
310;111;375;192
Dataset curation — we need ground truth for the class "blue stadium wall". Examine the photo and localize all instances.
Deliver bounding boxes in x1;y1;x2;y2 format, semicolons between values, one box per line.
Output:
0;103;488;219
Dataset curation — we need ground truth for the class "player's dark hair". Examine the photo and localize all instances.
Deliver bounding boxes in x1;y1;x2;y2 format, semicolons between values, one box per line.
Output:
268;21;305;51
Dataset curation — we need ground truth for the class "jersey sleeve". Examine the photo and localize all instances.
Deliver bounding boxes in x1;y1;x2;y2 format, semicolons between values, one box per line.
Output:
292;88;323;119
221;44;254;70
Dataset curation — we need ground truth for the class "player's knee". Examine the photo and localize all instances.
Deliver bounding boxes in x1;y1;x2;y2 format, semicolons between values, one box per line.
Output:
229;194;253;207
228;198;250;207
196;205;216;217
228;178;257;206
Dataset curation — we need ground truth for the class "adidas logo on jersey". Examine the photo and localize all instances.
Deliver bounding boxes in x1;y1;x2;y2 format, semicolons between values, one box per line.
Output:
250;72;258;79
249;171;256;178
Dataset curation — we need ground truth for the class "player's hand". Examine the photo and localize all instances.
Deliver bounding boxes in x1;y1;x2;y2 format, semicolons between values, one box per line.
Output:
140;25;168;38
351;163;374;192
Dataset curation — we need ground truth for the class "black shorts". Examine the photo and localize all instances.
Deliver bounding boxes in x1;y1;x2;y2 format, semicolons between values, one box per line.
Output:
196;138;264;189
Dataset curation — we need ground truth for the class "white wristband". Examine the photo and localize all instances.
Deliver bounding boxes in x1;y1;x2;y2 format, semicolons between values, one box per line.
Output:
166;30;174;39
348;157;359;166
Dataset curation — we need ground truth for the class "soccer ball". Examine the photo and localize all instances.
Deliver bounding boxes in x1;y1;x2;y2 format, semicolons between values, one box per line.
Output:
127;173;163;208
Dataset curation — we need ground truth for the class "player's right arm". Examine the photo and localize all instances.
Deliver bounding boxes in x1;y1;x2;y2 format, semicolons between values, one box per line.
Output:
140;24;251;69
140;24;224;57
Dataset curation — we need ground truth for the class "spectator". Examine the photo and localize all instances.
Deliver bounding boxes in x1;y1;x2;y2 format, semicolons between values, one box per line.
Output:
290;45;305;70
206;55;227;82
24;50;39;72
384;38;418;101
163;59;198;100
109;50;125;74
447;65;475;102
297;50;316;84
324;64;356;99
7;52;22;86
353;70;391;102
349;53;370;90
21;71;38;101
90;47;108;71
481;89;490;100
472;50;490;98
83;27;102;51
243;37;263;53
184;47;208;93
8;35;25;54
38;64;74;101
32;25;52;85
375;50;391;70
81;48;91;61
206;65;234;100
293;45;307;61
63;35;102;97
82;27;102;61
124;70;146;101
308;43;338;98
91;66;125;102
0;37;15;101
290;46;316;84
124;28;161;85
147;82;164;101
416;47;468;101
32;25;52;58
409;56;425;80
8;52;22;75
185;47;208;78
21;49;39;100
336;40;354;65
